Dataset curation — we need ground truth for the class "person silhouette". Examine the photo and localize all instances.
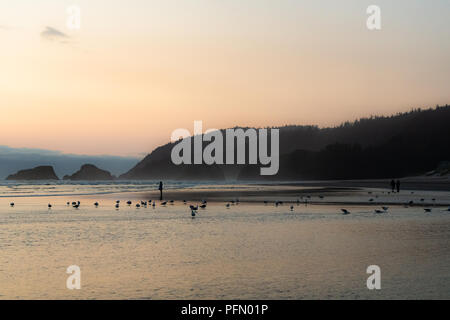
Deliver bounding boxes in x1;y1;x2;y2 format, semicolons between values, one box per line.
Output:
159;181;163;200
396;180;400;193
390;179;395;192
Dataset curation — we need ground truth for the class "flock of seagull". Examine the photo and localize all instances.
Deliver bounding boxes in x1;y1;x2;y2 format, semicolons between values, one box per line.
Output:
7;191;450;217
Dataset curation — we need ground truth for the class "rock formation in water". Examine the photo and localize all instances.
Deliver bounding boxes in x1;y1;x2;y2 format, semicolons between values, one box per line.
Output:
63;164;114;181
6;166;59;180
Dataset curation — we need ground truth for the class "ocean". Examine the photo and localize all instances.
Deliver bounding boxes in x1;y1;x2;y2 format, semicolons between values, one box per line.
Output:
0;181;449;299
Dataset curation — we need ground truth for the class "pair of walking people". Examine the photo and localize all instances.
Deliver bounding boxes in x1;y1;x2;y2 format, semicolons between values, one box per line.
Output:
390;179;400;193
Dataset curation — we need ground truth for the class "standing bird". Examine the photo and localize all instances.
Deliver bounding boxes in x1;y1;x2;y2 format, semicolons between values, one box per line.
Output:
152;202;156;208
341;209;350;215
191;210;196;217
48;204;52;209
10;202;14;207
94;202;99;207
127;200;132;205
161;201;167;206
136;203;141;208
290;205;294;211
226;203;230;208
115;203;119;209
200;204;207;209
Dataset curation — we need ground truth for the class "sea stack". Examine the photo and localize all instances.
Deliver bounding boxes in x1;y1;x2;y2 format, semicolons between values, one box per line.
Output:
6;166;59;180
63;164;114;181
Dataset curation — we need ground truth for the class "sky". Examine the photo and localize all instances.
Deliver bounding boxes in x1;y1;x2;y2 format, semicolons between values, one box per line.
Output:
0;0;449;157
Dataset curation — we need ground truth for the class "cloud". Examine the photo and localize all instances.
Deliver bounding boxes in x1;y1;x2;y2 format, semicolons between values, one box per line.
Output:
40;26;69;42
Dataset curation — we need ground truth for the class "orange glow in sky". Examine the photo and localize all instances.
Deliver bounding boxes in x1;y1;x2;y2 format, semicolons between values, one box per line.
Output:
0;0;449;156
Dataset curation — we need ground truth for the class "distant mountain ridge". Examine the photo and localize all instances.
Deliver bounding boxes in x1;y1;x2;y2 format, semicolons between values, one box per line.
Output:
0;146;138;180
121;105;450;181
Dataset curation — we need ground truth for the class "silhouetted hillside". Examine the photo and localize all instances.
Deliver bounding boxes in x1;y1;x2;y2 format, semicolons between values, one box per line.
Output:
6;166;59;180
121;105;450;180
63;164;114;181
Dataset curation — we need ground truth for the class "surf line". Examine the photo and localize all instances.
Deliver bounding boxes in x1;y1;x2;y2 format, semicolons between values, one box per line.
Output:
181;304;215;318
170;120;279;175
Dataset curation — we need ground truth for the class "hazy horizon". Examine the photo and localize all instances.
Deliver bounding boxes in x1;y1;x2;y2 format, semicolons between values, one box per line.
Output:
1;0;449;157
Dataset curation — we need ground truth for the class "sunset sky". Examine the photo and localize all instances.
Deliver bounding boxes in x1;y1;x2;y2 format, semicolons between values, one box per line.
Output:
1;0;449;157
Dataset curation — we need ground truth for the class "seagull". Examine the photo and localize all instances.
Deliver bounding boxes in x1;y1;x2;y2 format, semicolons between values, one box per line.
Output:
66;202;70;206
226;203;230;208
136;204;141;208
10;202;14;207
200;204;207;209
48;204;52;209
127;201;132;205
424;208;432;213
94;202;99;207
341;209;350;215
191;210;196;217
115;203;119;209
152;202;156;208
161;201;167;206
116;200;120;204
73;203;80;209
290;205;294;211
374;209;383;214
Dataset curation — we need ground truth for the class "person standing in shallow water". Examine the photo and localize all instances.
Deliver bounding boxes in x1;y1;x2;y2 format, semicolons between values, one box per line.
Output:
390;179;396;192
159;181;163;200
396;180;400;193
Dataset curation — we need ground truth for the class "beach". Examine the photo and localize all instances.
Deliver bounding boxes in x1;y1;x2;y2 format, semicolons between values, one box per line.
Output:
0;181;449;299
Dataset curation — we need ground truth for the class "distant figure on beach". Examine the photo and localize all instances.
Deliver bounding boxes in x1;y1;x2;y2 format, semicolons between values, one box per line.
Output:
396;180;400;193
159;181;163;200
390;179;395;192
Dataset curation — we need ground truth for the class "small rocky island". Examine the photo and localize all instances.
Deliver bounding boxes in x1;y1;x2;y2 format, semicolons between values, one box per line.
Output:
6;166;59;180
63;164;114;181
